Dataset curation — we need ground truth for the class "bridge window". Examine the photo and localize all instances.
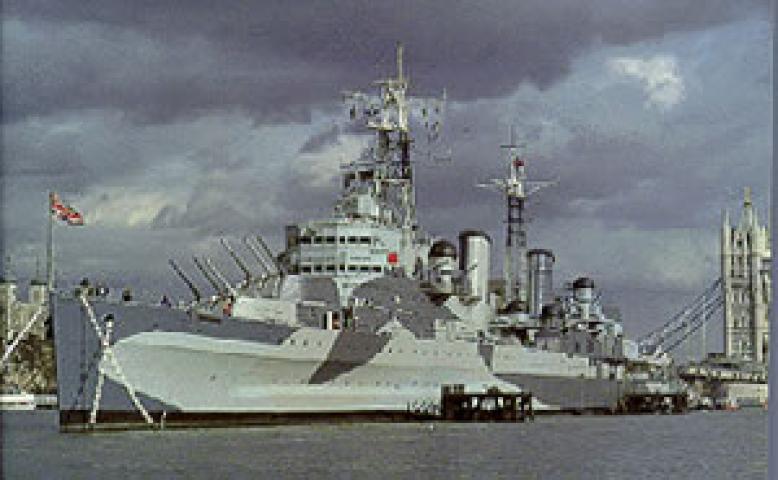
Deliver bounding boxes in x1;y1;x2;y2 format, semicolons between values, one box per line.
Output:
348;236;358;244
359;236;372;245
314;265;323;272
299;236;311;244
314;236;324;245
326;265;336;272
325;236;336;244
301;265;312;273
372;266;382;272
339;236;346;244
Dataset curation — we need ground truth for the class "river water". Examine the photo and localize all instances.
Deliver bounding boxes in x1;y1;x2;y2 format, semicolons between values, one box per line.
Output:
1;409;767;479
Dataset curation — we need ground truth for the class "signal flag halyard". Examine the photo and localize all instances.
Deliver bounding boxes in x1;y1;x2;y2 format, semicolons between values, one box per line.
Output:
50;192;85;226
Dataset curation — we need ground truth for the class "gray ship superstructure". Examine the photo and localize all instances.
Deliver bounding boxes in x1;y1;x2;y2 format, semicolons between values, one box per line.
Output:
54;45;632;429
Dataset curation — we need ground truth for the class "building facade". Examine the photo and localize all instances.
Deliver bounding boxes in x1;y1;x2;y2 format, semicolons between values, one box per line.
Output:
1;269;55;393
1;274;49;344
721;188;771;364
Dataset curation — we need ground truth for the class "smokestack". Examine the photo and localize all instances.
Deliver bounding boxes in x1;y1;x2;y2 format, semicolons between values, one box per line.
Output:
458;230;491;302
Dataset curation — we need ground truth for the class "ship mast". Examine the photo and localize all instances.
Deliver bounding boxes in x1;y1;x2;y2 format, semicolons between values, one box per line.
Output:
479;127;555;309
333;43;447;277
46;191;55;292
341;43;444;232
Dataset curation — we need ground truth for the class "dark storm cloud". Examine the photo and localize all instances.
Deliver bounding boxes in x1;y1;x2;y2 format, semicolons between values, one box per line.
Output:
0;2;771;343
3;0;767;124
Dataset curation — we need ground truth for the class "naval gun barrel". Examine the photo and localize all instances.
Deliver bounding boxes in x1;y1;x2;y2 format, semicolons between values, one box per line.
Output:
245;236;277;275
220;238;252;282
204;257;237;298
243;237;271;275
168;259;201;301
252;235;282;274
193;256;224;295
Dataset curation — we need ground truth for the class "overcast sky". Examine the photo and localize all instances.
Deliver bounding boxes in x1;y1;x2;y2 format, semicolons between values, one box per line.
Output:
1;1;772;353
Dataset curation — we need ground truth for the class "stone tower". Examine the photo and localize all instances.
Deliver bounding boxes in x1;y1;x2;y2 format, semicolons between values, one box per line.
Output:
721;187;771;363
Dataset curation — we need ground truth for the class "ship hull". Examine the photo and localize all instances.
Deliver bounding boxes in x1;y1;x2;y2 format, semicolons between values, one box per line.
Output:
54;296;625;429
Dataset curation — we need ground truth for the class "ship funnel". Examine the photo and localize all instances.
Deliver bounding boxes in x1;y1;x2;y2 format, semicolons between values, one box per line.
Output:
458;230;491;302
193;256;224;295
220;238;252;283
168;259;201;301
204;257;237;298
527;249;554;317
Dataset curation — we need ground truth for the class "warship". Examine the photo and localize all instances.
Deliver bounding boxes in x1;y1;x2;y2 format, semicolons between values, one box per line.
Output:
53;45;633;430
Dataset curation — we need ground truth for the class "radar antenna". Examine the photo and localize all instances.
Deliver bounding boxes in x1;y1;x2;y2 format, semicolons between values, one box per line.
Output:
341;43;446;233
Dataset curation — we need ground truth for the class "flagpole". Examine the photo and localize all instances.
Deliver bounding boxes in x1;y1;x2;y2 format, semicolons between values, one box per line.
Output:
46;191;54;293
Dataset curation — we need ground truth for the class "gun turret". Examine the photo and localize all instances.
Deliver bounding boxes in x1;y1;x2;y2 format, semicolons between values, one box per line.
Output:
168;259;201;301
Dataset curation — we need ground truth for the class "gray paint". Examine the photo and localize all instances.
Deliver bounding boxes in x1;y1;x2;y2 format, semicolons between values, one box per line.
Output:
498;373;624;410
477;344;494;369
53;294;296;414
307;331;390;384
351;277;457;338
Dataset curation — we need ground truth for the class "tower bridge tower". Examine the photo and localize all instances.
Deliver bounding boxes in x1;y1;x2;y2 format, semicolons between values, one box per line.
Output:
721;187;771;364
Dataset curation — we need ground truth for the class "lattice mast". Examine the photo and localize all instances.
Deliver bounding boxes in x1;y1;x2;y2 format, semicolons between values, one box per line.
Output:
479;127;554;308
341;43;445;231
